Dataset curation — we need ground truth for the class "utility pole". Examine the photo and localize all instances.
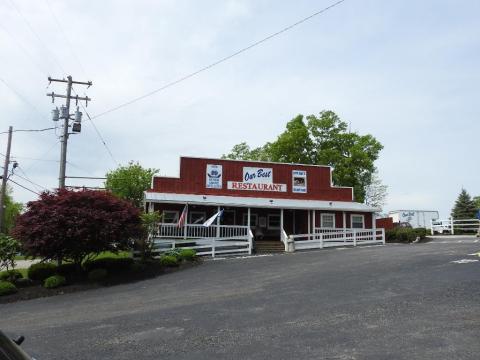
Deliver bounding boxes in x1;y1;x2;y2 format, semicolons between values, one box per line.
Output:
0;126;13;233
47;76;92;189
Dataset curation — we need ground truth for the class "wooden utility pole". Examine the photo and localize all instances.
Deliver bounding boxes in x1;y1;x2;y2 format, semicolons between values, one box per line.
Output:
0;126;13;233
47;76;92;189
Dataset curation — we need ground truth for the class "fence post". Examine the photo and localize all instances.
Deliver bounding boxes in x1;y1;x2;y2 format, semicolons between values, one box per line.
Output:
248;230;252;255
353;230;357;246
320;233;324;249
382;228;385;245
212;238;216;258
430;219;434;235
450;217;454;235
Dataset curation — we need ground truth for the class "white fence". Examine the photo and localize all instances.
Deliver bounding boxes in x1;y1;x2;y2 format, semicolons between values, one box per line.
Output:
156;223;249;239
143;224;253;258
291;228;385;251
431;218;480;235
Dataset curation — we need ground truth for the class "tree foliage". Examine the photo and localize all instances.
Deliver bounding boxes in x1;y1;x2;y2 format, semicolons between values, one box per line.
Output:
222;111;384;202
11;189;142;264
364;169;388;212
105;161;158;208
138;211;161;260
473;196;480;211
451;188;477;219
0;234;20;271
2;186;22;234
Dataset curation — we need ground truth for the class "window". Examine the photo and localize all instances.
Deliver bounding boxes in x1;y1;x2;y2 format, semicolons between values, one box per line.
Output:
189;211;206;224
351;214;365;229
163;211;179;224
321;213;335;228
242;213;258;227
268;214;281;230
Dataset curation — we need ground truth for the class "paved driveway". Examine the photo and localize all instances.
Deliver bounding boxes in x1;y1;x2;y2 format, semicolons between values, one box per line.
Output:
1;236;480;359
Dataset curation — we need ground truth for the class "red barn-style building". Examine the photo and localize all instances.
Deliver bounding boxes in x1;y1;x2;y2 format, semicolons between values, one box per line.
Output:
144;157;383;255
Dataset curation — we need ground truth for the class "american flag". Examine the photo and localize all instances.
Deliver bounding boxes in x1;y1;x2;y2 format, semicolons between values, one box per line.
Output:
177;204;188;228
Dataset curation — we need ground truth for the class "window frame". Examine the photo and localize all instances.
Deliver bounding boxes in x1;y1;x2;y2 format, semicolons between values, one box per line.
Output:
162;210;179;224
320;213;336;228
242;213;258;227
189;211;206;225
267;214;281;230
351;214;365;229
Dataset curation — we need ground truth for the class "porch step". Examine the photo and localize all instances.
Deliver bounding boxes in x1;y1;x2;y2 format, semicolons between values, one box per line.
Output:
255;241;285;253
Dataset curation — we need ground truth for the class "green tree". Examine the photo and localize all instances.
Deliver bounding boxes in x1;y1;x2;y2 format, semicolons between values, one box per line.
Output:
223;111;384;202
364;169;388;212
451;188;477;219
2;186;22;234
0;234;20;271
473;196;480;210
105;161;158;208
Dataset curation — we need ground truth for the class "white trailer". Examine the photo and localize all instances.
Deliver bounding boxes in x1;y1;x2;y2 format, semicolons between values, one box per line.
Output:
388;210;439;229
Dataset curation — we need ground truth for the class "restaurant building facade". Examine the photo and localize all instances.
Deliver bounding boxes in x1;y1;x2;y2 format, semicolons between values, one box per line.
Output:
144;157;384;256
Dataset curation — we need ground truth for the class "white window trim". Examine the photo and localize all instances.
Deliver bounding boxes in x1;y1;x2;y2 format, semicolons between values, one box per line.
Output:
242;213;258;227
320;213;336;228
267;214;281;230
351;214;365;229
189;211;206;224
163;210;179;224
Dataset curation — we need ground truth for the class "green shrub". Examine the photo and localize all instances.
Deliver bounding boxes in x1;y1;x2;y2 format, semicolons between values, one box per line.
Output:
0;281;17;296
83;257;133;274
386;228;427;243
159;255;179;267
87;268;108;282
43;275;66;289
28;263;57;281
14;278;33;288
164;249;181;259
178;248;197;261
56;263;84;282
0;269;23;282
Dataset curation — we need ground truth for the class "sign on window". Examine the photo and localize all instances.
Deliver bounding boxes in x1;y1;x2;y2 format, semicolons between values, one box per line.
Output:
292;170;307;193
206;164;222;189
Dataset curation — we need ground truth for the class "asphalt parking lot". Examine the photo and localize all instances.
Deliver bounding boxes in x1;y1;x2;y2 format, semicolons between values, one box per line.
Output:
1;236;480;359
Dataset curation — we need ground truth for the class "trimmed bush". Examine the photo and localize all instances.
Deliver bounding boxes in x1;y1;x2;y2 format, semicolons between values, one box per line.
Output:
83;257;134;274
0;281;17;296
164;249;181;259
0;269;23;282
14;278;34;288
56;263;84;282
159;255;179;267
178;248;197;261
87;268;108;282
43;275;66;289
28;262;57;281
386;227;428;243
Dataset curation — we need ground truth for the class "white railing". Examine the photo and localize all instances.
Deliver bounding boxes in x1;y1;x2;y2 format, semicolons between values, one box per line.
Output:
145;235;251;258
281;228;288;252
431;218;480;235
293;228;385;250
156;223;249;239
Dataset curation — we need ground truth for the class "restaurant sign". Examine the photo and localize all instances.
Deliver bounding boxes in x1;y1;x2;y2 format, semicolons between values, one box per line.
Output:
227;166;286;192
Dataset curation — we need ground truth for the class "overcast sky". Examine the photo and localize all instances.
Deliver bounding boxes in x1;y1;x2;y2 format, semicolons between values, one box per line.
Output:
1;0;479;218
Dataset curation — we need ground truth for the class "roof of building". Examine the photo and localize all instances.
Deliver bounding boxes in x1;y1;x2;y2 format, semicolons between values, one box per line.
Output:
145;192;378;212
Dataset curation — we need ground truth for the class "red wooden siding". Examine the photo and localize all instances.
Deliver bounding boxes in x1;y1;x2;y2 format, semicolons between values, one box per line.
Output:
149;157;353;202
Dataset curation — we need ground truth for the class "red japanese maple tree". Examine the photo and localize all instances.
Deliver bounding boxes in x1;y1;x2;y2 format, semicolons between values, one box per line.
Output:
12;189;142;264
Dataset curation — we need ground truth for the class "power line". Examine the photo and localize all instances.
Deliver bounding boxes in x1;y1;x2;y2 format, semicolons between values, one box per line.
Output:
0;78;46;117
43;0;88;79
7;0;67;75
15;165;48;191
71;86;118;166
91;0;347;120
9;178;40;195
0;127;55;134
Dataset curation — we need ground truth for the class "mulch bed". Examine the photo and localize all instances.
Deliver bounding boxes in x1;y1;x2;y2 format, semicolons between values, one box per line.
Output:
0;260;201;304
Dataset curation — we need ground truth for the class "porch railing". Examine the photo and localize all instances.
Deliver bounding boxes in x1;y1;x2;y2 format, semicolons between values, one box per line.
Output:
156;223;249;239
292;228;385;250
143;223;252;258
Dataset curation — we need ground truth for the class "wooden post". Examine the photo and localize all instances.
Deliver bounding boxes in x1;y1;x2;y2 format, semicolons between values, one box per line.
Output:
307;210;311;240
280;209;284;238
248;207;252;254
312;210;316;242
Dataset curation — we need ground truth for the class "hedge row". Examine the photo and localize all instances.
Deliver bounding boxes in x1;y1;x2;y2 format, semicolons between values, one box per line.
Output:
385;227;428;243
